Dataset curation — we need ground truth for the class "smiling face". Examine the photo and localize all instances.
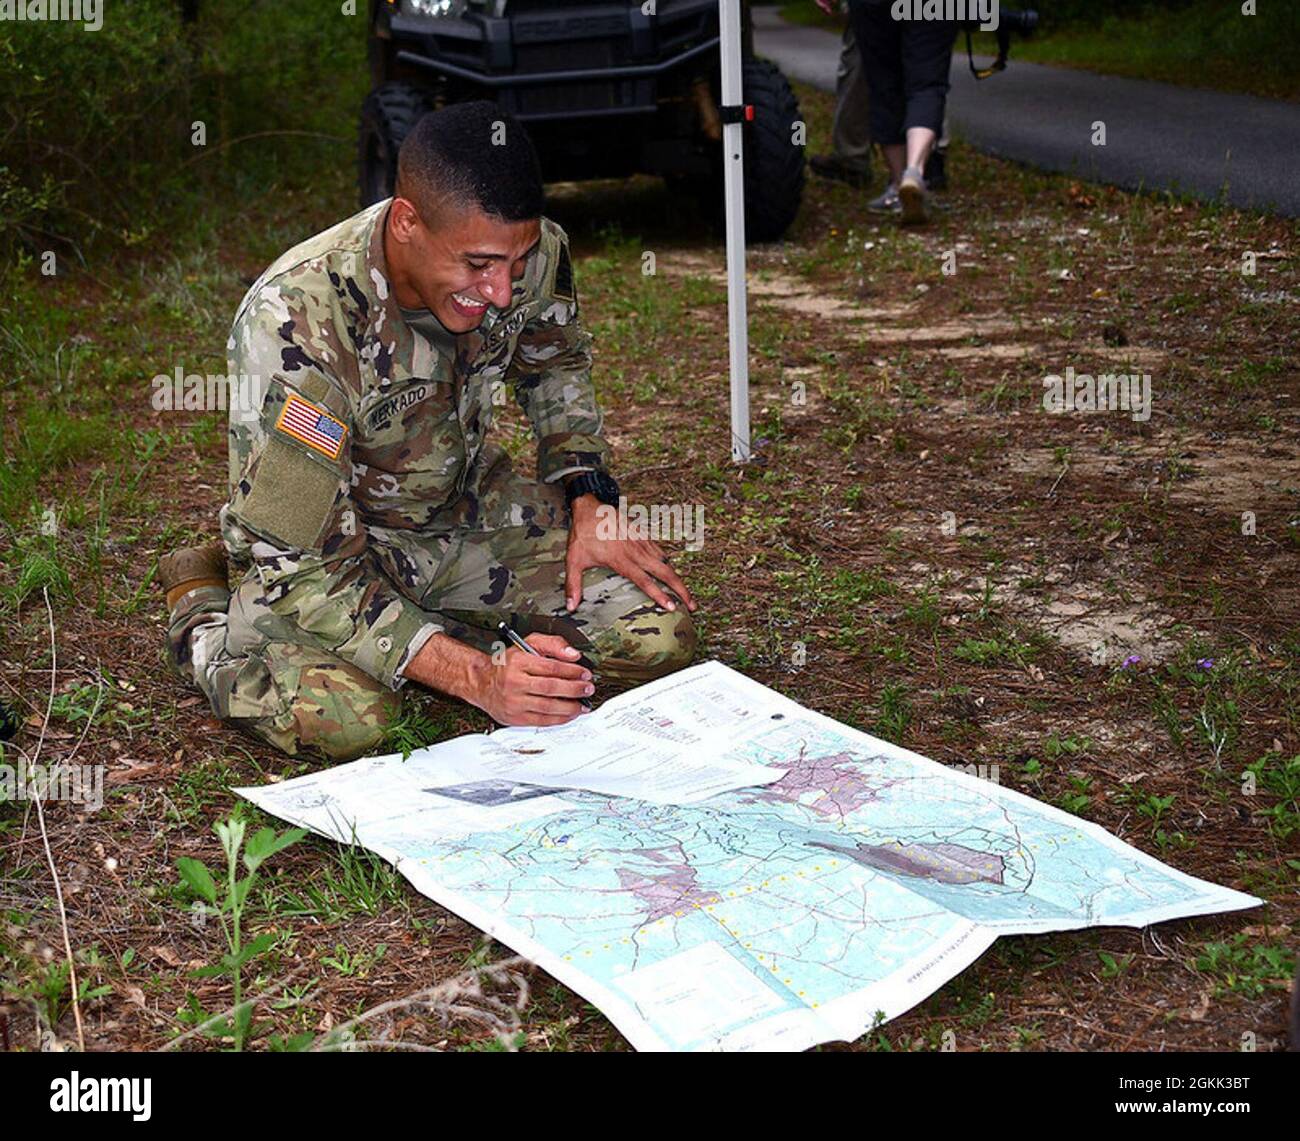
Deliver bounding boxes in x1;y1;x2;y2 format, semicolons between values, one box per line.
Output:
383;196;541;333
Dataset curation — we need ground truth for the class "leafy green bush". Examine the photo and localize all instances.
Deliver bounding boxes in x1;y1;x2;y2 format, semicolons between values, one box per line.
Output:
1;0;366;257
1;3;192;251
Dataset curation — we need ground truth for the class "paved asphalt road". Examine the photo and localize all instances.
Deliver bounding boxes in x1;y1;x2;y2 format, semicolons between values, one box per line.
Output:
753;8;1300;216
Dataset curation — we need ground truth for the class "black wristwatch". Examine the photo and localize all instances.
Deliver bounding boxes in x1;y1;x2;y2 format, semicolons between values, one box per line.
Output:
564;469;620;509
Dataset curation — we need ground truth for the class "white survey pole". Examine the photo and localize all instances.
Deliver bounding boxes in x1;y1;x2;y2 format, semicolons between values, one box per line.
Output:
719;0;751;464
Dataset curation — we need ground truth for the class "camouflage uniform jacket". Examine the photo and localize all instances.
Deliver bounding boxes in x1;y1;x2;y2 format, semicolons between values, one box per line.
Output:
220;199;610;691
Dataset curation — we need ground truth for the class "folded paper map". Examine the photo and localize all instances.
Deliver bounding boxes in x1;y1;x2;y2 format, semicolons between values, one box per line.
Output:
237;660;1261;1051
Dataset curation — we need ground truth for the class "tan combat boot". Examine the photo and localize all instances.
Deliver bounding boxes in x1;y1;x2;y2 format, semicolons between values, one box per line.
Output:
158;541;229;610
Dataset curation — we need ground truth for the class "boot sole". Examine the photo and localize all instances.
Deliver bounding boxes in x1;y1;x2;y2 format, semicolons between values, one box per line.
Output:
899;182;928;225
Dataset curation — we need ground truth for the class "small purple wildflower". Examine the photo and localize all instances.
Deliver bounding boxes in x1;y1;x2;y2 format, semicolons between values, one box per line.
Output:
1121;655;1141;669
1197;658;1214;670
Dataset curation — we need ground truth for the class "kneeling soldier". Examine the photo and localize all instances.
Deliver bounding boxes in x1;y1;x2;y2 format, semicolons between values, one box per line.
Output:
160;103;697;762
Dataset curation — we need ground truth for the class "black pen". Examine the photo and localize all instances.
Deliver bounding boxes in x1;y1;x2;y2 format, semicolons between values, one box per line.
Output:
496;621;593;712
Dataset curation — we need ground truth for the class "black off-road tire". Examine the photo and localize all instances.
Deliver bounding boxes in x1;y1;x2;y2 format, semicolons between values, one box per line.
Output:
682;59;806;243
740;58;805;242
359;82;433;208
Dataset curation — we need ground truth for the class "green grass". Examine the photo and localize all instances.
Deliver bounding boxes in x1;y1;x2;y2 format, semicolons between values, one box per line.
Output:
1041;733;1092;760
379;700;465;761
872;681;912;742
267;841;412;923
1053;773;1094;816
1003;2;1300;101
952;637;1036;667
902;587;942;631
1194;934;1295;998
1245;751;1300;840
48;673;149;731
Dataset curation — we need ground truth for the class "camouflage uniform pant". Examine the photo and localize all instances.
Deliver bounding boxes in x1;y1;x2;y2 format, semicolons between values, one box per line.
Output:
167;455;697;763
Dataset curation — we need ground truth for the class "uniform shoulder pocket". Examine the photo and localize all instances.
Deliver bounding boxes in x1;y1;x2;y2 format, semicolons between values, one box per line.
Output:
234;434;343;552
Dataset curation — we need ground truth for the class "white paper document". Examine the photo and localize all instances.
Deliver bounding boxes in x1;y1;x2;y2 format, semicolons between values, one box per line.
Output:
238;660;1261;1052
479;672;787;803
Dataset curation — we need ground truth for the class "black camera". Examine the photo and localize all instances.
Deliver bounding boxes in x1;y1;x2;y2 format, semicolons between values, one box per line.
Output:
963;7;1039;79
1000;7;1040;36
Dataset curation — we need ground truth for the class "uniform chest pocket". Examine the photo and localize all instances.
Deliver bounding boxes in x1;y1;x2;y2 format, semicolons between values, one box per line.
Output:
351;381;467;524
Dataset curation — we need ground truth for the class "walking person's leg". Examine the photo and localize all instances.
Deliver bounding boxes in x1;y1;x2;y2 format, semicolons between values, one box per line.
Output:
812;22;873;187
896;20;958;224
848;0;906;211
925;106;951;190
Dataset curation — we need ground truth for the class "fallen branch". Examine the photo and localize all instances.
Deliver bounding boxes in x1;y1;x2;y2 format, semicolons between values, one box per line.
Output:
28;587;85;1051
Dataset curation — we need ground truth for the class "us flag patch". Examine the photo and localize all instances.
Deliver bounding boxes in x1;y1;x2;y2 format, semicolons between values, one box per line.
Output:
275;392;347;460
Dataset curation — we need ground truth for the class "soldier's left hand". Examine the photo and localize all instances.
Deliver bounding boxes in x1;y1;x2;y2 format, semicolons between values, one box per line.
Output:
564;497;697;615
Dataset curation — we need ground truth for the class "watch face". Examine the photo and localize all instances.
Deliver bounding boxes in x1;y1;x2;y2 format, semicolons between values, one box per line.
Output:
568;471;618;507
594;472;620;505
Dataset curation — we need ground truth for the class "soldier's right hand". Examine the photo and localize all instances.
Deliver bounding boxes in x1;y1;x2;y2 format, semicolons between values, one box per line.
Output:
478;633;594;727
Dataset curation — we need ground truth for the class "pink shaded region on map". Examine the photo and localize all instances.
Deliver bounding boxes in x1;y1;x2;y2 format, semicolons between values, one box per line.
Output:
739;750;892;822
616;845;723;923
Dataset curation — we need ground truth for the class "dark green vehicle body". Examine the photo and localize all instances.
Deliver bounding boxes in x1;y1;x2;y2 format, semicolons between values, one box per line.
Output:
361;0;804;241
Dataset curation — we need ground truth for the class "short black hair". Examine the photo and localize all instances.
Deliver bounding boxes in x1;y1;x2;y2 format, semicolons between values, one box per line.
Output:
396;102;544;224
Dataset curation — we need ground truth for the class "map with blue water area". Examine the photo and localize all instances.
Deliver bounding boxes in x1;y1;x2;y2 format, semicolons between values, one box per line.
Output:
240;661;1261;1051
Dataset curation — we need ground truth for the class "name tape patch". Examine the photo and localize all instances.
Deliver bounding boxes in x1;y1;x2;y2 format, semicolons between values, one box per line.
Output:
276;392;347;460
367;384;429;431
